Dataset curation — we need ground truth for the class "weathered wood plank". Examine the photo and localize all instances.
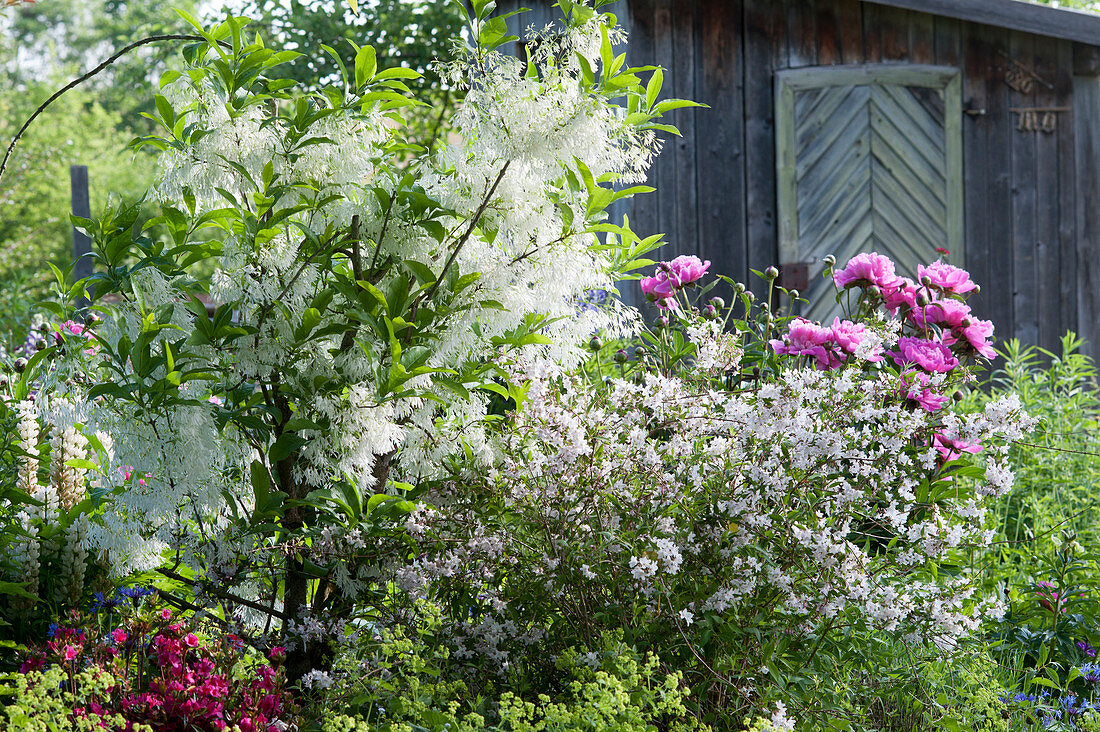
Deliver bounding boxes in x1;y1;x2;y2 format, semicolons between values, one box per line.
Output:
862;3;884;63
909;8;935;64
815;0;841;65
71;166;92;288
652;0;675;263
694;0;746;292
1055;41;1079;345
744;0;788;279
878;6;910;61
933;16;962;67
984;26;1014;346
1010;32;1039;346
670;0;698;264
1074;73;1100;361
960;24;1000;336
788;0;817;68
1074;42;1100;75
837;0;864;64
619;0;659;308
1034;35;1065;354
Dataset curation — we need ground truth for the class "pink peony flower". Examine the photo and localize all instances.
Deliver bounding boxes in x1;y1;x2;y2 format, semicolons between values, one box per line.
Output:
833;252;904;290
902;371;950;412
770;318;840;370
184;633;200;648
910;298;971;330
640;272;674;302
667;255;710;287
111;628;128;645
959;317;996;359
933;432;983;461
160;608;172;621
882;277;919;316
829;317;883;361
891;337;959;373
63;645;79;661
918;261;977;294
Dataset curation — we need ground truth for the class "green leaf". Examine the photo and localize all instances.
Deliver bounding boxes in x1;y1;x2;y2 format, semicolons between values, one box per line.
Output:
0;582;36;601
270;433;308;463
645;67;663;110
354;45;376;89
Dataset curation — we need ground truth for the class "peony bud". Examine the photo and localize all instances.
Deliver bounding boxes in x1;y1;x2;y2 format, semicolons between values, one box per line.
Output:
14;358;28;373
703;304;718;319
765;266;779;280
613;349;628;364
709;296;725;309
655;315;669;328
589;336;603;351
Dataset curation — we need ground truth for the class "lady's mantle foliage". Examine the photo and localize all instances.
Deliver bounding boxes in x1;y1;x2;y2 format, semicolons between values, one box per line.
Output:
45;2;689;575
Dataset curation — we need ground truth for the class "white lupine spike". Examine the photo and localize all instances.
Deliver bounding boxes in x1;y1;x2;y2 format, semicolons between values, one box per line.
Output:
10;511;39;611
51;425;89;513
15;400;38;496
57;513;89;607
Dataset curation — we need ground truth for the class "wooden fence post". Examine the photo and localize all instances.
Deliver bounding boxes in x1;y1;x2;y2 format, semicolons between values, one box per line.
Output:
70;165;92;308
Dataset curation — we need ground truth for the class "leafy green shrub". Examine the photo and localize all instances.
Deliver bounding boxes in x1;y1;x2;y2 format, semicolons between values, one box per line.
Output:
317;627;713;732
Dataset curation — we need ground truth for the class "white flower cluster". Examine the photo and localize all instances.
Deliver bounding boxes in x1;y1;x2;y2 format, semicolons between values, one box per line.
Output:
399;354;1031;664
5;404;98;608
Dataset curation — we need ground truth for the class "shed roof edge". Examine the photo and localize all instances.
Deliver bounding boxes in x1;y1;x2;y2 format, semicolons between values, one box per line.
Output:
862;0;1100;46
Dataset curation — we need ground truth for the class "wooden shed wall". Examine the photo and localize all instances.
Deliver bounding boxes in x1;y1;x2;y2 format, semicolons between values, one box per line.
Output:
502;0;1100;358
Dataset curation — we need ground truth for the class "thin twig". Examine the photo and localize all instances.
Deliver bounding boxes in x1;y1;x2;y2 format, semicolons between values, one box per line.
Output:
420;161;510;306
0;34;231;186
156;567;289;620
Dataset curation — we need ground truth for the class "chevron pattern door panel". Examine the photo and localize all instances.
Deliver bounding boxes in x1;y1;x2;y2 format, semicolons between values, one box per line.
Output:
776;66;963;322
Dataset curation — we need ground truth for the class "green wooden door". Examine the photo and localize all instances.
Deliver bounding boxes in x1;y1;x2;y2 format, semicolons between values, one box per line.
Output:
776;65;963;322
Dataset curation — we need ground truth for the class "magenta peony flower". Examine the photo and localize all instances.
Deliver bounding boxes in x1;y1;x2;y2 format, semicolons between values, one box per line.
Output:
891;337;959;373
959;317;996;358
640;272;674;301
829;317;883;361
771;318;842;369
910;298;971;330
667;255;711;287
111;628;128;645
918;261;977;294
902;371;949;412
833;252;904;290
933;432;983;461
881;277;919;316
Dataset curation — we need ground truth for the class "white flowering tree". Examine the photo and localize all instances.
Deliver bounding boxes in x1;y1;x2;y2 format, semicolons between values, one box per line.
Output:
20;0;694;678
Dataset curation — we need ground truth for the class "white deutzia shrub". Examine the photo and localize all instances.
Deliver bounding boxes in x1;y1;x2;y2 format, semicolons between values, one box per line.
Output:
39;0;689;679
396;253;1034;726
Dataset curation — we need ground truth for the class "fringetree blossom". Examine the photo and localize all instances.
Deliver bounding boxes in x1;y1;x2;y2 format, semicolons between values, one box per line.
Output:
29;1;689;678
